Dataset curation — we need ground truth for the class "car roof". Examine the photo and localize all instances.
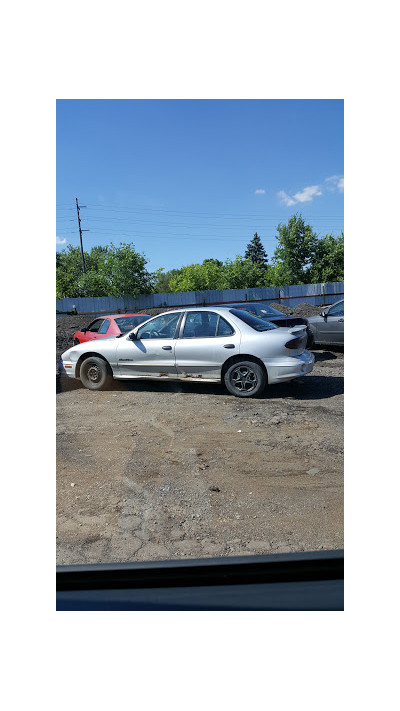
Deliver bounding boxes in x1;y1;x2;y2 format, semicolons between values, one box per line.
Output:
150;306;252;315
93;313;150;319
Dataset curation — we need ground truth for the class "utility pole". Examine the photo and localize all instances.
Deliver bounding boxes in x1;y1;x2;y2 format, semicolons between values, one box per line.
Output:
75;198;89;273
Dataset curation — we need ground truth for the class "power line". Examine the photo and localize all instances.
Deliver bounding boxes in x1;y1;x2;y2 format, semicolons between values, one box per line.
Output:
83;202;343;219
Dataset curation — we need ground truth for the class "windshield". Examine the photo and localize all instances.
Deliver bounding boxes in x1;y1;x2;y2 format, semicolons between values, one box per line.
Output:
229;308;277;331
114;315;149;332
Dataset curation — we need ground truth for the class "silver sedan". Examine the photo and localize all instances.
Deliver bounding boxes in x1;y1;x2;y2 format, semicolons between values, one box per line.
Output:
60;307;315;397
307;299;344;346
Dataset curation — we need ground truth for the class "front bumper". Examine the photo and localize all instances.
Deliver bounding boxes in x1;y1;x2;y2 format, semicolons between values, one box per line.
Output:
59;357;77;378
263;350;315;385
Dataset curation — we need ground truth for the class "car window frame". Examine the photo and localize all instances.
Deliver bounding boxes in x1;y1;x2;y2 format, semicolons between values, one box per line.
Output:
181;310;218;339
135;312;183;340
179;311;236;339
327;301;344;317
87;318;105;333
98;319;110;334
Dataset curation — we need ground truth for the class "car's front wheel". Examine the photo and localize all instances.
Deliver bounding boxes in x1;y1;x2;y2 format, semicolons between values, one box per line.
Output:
80;357;113;390
224;360;266;397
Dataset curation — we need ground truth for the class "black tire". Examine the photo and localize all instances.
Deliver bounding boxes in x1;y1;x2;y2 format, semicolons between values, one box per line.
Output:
80;356;113;391
224;360;266;398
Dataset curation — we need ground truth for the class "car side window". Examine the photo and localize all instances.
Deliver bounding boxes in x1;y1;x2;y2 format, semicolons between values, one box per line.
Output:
183;311;219;338
98;319;110;334
217;316;235;336
328;302;344;317
136;313;181;339
88;319;104;333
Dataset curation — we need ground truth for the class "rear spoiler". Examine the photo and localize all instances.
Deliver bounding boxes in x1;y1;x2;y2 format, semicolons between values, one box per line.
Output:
289;325;307;335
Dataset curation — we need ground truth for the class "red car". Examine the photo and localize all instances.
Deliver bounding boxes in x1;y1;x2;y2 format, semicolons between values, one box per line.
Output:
73;313;150;345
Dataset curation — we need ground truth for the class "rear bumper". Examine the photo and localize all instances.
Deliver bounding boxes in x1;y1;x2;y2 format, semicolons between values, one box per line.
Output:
263;350;315;385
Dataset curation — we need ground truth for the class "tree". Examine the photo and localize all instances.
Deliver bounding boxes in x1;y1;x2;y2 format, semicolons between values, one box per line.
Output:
244;232;268;270
56;242;153;298
272;214;318;284
309;232;344;283
153;267;182;293
103;243;153;297
56;245;90;297
168;259;225;292
268;216;344;286
222;256;266;288
168;256;267;292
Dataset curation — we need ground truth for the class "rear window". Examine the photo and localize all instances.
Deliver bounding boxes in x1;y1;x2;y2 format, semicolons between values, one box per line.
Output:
228;302;284;318
115;315;149;332
229;308;277;332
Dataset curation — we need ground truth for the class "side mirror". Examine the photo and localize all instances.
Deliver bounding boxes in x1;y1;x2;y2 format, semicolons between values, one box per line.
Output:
320;310;327;317
128;331;137;340
82;328;87;333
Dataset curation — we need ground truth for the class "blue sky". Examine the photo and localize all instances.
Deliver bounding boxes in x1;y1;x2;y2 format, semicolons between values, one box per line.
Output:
56;99;343;273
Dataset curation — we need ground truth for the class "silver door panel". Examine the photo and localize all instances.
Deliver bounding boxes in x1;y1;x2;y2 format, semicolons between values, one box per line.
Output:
116;338;178;377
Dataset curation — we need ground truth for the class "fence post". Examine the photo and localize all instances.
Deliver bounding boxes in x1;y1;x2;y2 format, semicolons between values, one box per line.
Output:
322;283;325;306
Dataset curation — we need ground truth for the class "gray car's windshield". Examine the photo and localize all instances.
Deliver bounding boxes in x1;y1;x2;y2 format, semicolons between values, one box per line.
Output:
229;308;277;331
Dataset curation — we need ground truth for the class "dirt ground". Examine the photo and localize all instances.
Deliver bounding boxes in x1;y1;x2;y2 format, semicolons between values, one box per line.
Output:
56;304;343;565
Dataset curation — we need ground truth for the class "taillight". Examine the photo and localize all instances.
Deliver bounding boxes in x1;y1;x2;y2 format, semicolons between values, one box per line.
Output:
285;335;306;349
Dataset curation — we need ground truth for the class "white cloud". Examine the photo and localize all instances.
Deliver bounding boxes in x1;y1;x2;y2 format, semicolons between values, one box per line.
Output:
254;188;266;194
325;175;344;192
56;236;66;245
278;190;296;206
292;185;322;203
278;184;322;206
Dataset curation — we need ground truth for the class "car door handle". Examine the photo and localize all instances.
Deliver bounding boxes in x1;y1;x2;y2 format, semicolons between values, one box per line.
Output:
338;318;344;322
162;345;172;350
223;344;235;349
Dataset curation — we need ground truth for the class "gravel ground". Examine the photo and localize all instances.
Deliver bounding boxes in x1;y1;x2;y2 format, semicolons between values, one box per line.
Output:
56;302;343;565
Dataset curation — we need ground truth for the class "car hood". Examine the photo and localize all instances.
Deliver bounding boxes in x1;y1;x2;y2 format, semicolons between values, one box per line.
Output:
62;336;119;358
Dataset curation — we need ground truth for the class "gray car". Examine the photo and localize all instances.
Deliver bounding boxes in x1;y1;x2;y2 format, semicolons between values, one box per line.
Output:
307;299;344;346
61;307;314;398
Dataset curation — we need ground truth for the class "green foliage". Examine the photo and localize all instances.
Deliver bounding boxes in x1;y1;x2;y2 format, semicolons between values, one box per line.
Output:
56;242;153;298
244;232;268;270
169;260;225;292
103;243;153;297
222;256;266;289
56;245;90;298
269;215;344;286
168;256;267;292
272;214;318;284
263;260;293;287
153;267;183;293
308;232;344;283
56;221;344;299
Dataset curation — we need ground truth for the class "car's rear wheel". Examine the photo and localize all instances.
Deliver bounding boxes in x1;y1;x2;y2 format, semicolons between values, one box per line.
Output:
224;360;266;398
80;357;113;390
